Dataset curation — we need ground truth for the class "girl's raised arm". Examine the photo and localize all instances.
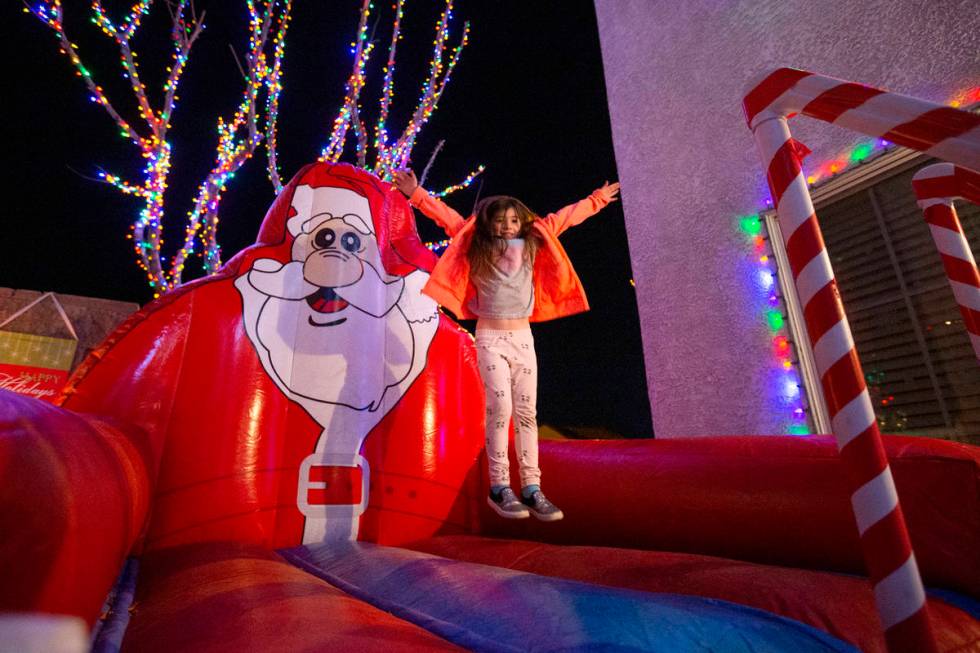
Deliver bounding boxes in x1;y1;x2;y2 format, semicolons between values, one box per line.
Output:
393;169;467;237
540;181;620;236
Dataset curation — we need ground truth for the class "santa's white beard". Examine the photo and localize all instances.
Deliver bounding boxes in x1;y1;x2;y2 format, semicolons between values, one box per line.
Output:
256;296;414;412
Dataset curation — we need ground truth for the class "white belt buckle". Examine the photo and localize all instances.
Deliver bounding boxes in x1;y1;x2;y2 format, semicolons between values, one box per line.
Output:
296;452;371;519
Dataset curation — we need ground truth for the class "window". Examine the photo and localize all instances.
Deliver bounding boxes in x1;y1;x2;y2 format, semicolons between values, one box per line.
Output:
768;148;980;444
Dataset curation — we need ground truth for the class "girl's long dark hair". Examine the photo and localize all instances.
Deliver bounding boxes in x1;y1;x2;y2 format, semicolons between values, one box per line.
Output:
467;196;540;279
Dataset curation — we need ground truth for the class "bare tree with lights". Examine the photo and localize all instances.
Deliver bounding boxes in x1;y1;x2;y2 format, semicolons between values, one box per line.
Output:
317;0;483;198
28;0;291;296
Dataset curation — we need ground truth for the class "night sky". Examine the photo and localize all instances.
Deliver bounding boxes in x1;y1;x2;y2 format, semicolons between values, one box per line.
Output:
2;1;653;437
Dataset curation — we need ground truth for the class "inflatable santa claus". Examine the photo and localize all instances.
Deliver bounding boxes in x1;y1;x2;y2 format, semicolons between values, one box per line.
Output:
58;162;485;548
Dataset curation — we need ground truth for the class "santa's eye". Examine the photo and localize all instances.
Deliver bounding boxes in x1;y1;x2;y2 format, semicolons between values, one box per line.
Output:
313;228;336;249
341;232;361;252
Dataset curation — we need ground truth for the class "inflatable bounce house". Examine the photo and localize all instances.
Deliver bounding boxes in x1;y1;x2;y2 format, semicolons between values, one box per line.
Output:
3;147;979;651
2;9;980;637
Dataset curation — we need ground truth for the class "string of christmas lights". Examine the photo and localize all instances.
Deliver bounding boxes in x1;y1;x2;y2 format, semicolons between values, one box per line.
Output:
738;214;810;435
424;238;451;255
28;0;200;295
375;0;406;166
264;1;292;193
434;165;485;197
321;0;374;163
390;7;471;176
386;2;456;172
31;0;480;295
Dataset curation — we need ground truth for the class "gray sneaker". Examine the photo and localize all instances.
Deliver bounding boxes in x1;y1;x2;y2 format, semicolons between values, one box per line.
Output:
521;490;564;521
488;487;530;519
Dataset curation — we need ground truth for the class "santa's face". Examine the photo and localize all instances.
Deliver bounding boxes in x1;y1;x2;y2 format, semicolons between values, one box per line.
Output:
293;214;376;329
239;186;412;412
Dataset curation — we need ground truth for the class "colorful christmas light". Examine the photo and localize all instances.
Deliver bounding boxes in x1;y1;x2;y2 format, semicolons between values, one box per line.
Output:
738;213;811;435
434;165;486;197
320;0;374;164
264;1;292;193
424;238;451;256
375;0;406;165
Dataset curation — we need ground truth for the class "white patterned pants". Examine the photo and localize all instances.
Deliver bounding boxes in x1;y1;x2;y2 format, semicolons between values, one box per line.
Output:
475;328;541;488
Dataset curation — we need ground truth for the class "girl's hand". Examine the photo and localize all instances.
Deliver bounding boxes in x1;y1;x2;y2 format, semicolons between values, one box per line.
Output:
392;169;419;197
598;181;620;203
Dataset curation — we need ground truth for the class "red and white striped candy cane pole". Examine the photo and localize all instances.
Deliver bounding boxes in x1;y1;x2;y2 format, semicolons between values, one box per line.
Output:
741;67;980;653
913;164;980;361
744;68;980;170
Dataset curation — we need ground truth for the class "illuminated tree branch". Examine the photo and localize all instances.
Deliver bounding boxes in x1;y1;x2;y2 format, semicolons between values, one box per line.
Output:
321;0;483;197
181;0;291;277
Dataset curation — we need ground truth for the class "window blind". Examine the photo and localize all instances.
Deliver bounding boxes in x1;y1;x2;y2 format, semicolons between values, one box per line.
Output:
812;162;980;442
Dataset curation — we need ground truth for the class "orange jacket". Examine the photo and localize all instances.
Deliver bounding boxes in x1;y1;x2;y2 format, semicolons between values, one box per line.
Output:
409;186;611;322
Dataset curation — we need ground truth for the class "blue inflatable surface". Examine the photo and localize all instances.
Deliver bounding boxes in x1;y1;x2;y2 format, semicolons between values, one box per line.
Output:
281;542;859;652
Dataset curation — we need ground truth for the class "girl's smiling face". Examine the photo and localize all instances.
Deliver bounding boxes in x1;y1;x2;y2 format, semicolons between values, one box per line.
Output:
491;208;522;239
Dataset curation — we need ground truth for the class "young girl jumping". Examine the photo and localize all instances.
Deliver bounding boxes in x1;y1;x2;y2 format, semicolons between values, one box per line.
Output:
393;169;620;521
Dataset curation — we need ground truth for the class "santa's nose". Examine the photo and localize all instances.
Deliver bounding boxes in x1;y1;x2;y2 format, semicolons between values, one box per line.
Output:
304;251;364;288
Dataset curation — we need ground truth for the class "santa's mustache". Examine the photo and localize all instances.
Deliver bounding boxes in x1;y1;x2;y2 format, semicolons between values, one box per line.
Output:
247;260;404;318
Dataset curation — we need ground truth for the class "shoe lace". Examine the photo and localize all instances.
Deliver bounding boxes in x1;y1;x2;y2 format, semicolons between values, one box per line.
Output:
498;488;518;504
533;492;555;510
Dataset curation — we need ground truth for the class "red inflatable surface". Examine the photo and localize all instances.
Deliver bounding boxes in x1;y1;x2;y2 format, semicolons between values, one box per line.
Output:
478;437;980;597
0;391;152;626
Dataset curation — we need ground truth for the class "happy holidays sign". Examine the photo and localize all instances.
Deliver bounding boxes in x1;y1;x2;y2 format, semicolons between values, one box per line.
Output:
0;293;78;403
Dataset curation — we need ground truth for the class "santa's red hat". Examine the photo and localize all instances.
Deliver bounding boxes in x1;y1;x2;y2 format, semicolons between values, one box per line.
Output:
242;163;437;278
